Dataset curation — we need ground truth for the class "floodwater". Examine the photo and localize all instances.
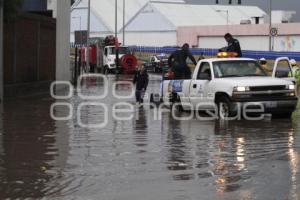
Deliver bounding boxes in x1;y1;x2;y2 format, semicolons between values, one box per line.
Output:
0;74;300;200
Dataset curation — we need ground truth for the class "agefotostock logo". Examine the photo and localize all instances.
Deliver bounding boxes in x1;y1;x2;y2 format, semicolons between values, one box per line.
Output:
50;74;266;128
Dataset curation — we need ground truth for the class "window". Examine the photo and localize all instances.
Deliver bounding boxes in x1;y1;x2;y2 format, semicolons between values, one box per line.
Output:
197;62;211;80
213;60;267;78
275;60;292;78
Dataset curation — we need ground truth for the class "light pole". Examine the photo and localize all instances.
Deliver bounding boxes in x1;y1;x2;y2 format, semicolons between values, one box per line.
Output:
123;0;125;45
216;9;229;25
86;0;91;72
115;0;118;38
269;0;273;51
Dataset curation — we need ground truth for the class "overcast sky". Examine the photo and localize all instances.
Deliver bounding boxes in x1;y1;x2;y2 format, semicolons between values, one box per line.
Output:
186;0;300;21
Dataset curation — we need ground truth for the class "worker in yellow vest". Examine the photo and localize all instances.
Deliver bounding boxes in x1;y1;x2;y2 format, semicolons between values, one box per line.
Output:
288;59;300;79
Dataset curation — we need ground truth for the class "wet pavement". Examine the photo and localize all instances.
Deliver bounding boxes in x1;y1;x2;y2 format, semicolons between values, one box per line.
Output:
0;74;300;200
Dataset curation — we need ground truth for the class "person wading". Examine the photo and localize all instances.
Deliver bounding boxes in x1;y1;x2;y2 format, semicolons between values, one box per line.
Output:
133;66;149;104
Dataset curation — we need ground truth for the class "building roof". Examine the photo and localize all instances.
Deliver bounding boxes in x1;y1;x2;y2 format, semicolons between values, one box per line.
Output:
125;2;267;31
71;0;189;33
71;0;266;33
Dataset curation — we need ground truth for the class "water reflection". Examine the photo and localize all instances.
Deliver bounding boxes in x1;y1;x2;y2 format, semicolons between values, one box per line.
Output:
164;113;194;181
0;97;69;199
0;75;299;200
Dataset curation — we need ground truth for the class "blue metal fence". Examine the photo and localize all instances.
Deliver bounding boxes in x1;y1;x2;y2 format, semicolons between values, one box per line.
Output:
129;46;300;61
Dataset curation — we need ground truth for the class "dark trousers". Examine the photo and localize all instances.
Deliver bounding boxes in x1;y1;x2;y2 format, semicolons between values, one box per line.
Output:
173;67;191;79
135;90;144;103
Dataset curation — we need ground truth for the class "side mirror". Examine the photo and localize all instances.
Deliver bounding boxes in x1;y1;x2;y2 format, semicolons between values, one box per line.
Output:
198;73;211;80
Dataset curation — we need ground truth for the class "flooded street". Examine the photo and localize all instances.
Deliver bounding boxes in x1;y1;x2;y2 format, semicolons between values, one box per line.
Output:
0;74;300;200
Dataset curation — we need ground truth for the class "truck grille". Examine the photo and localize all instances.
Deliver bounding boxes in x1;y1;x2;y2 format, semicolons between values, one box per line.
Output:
251;93;286;98
249;85;286;91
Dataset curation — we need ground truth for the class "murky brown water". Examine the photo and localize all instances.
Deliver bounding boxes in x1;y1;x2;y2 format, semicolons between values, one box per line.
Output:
0;74;300;200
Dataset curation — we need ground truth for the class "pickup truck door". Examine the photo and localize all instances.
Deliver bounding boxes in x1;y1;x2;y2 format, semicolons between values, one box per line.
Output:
189;62;213;109
272;57;295;83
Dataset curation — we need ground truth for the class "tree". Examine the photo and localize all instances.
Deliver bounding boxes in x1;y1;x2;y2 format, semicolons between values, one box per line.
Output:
4;0;23;22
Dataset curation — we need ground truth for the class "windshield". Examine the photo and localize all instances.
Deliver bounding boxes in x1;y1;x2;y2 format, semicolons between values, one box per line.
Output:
213;60;268;78
110;47;129;55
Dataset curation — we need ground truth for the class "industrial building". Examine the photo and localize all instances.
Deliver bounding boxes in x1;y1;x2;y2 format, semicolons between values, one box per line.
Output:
123;2;267;46
70;0;299;51
71;0;266;46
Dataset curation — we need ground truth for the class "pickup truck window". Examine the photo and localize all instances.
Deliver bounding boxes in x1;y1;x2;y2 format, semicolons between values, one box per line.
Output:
275;60;292;78
197;62;211;80
213;60;267;78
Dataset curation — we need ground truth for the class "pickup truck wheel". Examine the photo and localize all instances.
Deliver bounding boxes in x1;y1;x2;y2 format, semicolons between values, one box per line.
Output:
217;96;233;119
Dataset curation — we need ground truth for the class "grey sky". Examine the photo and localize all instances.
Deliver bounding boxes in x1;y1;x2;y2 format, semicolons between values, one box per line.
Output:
186;0;300;21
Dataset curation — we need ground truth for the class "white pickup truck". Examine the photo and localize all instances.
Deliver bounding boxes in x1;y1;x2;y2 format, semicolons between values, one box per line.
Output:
161;57;298;118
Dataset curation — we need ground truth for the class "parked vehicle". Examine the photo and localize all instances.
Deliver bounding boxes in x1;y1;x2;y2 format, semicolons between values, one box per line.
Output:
144;54;168;73
160;56;297;118
80;36;137;74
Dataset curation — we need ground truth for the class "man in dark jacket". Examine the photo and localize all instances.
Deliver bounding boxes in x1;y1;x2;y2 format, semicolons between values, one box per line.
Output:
224;33;242;57
133;66;149;104
168;43;197;79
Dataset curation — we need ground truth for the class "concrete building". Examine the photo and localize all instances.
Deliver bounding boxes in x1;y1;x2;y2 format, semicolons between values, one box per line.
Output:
177;23;300;52
70;0;266;46
124;2;266;46
272;10;296;23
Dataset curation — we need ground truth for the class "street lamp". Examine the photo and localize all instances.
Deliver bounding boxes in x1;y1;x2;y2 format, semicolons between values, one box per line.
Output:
216;9;229;25
123;0;125;45
115;0;118;38
269;0;273;51
86;0;91;72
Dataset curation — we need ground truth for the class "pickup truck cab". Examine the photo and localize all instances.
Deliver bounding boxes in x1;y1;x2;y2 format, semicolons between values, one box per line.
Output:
161;57;298;118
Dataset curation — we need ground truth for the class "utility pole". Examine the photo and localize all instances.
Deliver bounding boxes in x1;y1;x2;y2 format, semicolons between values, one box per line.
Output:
122;0;125;45
115;0;119;71
115;0;118;38
269;0;272;51
86;0;91;72
0;0;3;104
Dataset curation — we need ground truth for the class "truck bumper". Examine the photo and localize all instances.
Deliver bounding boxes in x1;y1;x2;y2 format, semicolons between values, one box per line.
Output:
231;98;298;114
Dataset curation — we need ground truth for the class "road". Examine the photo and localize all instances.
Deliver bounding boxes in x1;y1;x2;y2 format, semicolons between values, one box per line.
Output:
0;74;299;200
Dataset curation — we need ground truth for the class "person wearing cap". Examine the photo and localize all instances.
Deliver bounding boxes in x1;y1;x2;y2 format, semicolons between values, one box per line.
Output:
259;58;272;75
168;43;197;79
289;59;300;77
224;33;242;57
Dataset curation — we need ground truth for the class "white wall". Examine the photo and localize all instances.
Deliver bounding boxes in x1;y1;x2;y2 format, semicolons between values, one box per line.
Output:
198;35;300;52
274;36;300;52
56;0;71;81
125;31;177;46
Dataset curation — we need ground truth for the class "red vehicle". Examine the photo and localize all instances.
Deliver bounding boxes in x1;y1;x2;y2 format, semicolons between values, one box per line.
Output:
80;36;137;74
